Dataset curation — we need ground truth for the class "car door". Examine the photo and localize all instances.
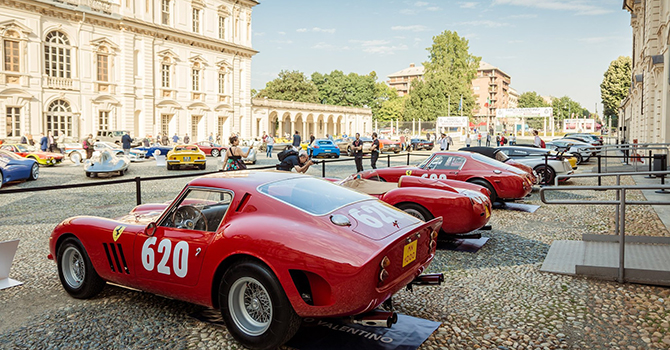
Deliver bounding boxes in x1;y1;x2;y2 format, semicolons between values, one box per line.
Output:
134;187;233;287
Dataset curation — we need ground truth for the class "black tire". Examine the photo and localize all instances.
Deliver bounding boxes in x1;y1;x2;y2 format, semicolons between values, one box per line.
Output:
56;237;105;299
0;170;3;189
572;153;583;165
534;164;556;185
396;203;433;222
199;164;206;170
219;260;301;350
468;179;498;203
28;163;39;181
211;149;220;158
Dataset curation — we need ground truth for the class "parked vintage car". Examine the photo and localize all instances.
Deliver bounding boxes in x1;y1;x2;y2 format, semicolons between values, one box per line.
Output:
497;146;575;184
378;137;402;153
545;139;597;164
0;149;39;188
338;174;491;236
195;141;225;157
409;138;434;151
459;146;538;184
94;142;147;162
0;143;64;166
335;136;373;156
96;130;142;147
564;133;603;146
358;151;533;202
84;149;130;177
167;145;207;170
48;171;443;349
132;144;174;158
308;139;340;158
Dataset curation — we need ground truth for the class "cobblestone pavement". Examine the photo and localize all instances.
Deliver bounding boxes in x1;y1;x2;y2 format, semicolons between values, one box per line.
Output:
1;151;669;350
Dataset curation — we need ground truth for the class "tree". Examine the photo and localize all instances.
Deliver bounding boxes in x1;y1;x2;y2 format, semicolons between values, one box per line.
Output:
600;56;631;125
255;70;319;103
551;96;587;130
376;95;406;122
311;70;377;107
517;91;549;109
404;30;480;121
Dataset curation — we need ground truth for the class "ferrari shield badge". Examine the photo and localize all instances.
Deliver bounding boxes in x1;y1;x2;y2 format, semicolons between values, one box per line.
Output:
112;225;126;242
405;170;412;176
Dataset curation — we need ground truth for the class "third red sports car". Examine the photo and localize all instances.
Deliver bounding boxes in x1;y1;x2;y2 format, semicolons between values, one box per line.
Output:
358;151;533;202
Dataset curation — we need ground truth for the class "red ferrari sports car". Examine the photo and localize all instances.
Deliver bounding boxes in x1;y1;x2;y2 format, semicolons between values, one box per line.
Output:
337;175;491;236
194;141;225;157
358;151;533;202
48;171;443;350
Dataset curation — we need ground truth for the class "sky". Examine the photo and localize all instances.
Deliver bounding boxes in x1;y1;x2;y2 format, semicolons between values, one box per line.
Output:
249;0;632;116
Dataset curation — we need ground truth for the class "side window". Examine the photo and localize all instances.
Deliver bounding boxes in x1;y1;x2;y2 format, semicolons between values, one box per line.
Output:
0;145;12;151
426;155;446;169
160;188;233;232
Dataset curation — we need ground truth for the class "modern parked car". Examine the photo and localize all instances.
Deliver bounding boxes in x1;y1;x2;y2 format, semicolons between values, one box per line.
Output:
334;136;373;156
563;133;603;147
0;149;39;188
308;139;340;158
497;146;575;185
378;137;402;153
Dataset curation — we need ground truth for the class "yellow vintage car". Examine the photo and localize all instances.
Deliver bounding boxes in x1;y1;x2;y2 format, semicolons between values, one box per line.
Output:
166;145;206;170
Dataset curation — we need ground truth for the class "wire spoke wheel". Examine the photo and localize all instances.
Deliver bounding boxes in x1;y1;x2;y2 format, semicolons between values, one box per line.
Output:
229;277;273;336
62;246;85;289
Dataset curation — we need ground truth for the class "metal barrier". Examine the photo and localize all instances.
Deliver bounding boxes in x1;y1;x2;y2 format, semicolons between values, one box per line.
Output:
594;143;670;173
544;171;670;283
0;151;429;204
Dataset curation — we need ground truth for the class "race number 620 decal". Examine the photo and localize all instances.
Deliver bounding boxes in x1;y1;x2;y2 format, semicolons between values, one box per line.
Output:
348;202;405;228
141;237;189;278
421;173;447;180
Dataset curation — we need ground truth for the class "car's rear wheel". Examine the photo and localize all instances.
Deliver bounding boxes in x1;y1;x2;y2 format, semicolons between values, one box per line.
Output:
199;164;206;170
571;152;583;165
468;179;498;203
28;163;39;181
219;260;301;350
396;203;433;222
57;237;105;299
69;152;82;164
0;171;3;189
534;165;556;185
211;149;220;158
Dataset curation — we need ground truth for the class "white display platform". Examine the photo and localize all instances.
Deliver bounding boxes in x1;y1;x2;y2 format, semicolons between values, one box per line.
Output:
0;239;23;290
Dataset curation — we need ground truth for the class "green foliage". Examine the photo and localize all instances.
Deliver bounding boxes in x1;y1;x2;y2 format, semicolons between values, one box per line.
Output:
600;56;631;125
311;70;377;107
255;70;319;103
405;30;481;121
377;95;406;121
517;91;550;108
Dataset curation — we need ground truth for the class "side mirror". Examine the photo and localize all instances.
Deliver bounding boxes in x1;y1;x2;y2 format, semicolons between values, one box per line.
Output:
145;222;157;236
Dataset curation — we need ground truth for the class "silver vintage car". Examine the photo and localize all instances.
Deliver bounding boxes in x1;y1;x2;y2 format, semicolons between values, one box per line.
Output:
83;150;130;177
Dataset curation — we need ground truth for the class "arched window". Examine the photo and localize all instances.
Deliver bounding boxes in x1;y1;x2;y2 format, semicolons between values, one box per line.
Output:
44;31;71;78
46;100;73;137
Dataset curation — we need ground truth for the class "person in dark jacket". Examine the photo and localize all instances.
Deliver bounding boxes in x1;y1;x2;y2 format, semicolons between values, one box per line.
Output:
39;133;48;152
352;133;364;172
121;132;132;155
370;132;380;169
292;130;301;150
277;150;314;173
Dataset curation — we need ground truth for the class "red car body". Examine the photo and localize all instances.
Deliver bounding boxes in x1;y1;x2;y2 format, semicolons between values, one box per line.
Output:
194;141;225;157
337;175;491;235
0;143;64;166
48;171;442;349
358;151;533;202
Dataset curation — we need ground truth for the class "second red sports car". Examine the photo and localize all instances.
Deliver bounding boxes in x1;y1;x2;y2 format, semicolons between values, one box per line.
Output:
358;151;533;202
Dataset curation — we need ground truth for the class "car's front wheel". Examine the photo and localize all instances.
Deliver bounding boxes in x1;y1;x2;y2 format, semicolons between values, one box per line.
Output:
572;152;583;165
219;260;301;350
69;152;82;164
534;164;556;185
28;163;39;181
396;203;433;222
468;179;498;203
211;149;220;158
57;237;105;299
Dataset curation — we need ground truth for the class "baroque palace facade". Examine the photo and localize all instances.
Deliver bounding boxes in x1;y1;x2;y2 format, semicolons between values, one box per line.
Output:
620;0;669;144
0;0;258;142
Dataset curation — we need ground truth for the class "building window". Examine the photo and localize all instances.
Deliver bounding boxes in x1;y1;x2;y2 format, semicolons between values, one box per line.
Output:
218;16;225;39
44;31;71;78
6;107;20;137
192;8;200;33
46;100;73;137
191;115;200;140
161;0;170;25
99;111;109;131
4;39;19;72
97;52;109;82
161;63;170;88
161;114;171;135
192;66;201;91
218;72;226;94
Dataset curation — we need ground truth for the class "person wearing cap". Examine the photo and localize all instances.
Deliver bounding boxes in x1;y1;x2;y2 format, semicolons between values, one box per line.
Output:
277;149;314;173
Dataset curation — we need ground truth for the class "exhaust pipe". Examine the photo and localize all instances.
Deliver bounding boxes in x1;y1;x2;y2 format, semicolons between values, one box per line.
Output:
350;310;398;328
411;273;444;286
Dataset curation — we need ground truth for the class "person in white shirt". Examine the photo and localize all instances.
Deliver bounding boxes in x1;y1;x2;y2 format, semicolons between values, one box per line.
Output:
266;135;274;157
533;130;542;147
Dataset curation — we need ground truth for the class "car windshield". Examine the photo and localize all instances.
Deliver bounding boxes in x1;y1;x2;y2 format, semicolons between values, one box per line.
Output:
258;177;370;215
15;145;29;152
176;145;199;151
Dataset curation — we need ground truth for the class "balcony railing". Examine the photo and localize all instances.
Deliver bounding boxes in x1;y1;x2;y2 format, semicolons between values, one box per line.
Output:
51;0;119;15
45;76;76;90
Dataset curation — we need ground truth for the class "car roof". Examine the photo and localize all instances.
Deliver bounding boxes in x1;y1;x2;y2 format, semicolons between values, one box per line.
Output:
499;146;549;152
459;146;499;158
189;170;309;192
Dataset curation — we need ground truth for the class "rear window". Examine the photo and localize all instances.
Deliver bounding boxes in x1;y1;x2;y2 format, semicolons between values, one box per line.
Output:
258;177;370;215
471;153;515;170
317;140;333;146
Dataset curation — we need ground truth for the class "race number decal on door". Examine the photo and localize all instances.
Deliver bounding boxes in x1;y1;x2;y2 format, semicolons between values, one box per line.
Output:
141;237;190;278
421;173;447;180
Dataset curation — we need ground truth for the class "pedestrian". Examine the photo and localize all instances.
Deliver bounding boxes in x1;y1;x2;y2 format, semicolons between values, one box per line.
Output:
208;132;214;143
276;149;314;173
370;132;380;169
222;135;253;171
143;135;151;147
121;131;132;155
162;133;169;146
352;133;364;172
183;133;190;144
533;130;545;148
84;134;94;159
292;130;301;151
47;131;56;152
309;133;315;145
20;134;27;144
172;133;179;144
39;133;48;152
486;133;491;147
439;133;449;151
216;133;221;144
56;132;65;154
327;133;333;141
477;133;482;146
510;133;516;145
496;133;501;147
266;134;274;157
465;134;471;148
27;134;34;146
447;134;453;150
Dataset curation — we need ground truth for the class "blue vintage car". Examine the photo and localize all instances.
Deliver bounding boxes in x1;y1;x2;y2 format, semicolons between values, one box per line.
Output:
308;139;340;158
0;149;39;189
132;145;173;158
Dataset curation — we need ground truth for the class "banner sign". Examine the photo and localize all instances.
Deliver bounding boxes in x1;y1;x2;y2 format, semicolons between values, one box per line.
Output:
286;314;441;350
437;116;468;128
496;108;553;118
563;118;595;132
